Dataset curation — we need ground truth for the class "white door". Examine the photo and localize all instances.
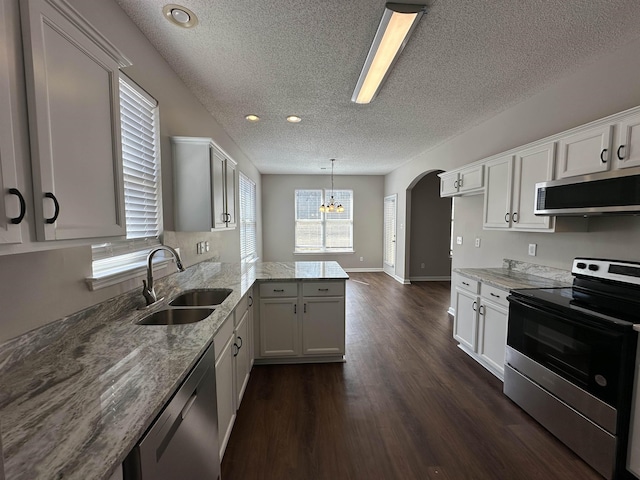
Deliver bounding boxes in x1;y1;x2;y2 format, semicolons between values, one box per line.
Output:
383;194;397;268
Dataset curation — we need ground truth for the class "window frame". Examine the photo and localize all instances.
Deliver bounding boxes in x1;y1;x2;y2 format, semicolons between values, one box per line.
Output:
88;74;164;290
294;188;354;254
239;171;258;264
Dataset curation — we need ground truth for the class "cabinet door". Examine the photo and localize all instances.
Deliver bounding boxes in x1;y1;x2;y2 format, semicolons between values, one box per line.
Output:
512;142;555;231
615;111;640;170
21;0;127;241
225;159;237;228
234;309;250;407
483;155;514;229
248;290;255;367
302;297;345;355
439;172;459;197
458;164;484;194
0;1;23;245
557;123;613;178
477;299;508;376
215;333;236;460
453;288;478;351
259;298;299;356
172;138;213;231
211;147;227;228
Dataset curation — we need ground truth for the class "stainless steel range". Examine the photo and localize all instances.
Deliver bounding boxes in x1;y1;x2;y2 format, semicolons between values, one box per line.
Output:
504;258;640;480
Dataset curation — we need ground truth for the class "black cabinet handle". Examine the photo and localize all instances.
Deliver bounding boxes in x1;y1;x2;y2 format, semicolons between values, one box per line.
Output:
233;343;239;357
490;292;501;298
304;303;307;313
512;212;518;223
44;192;59;224
8;188;26;224
458;179;463;187
273;289;284;292
617;145;625;160
472;301;477;312
479;305;485;316
294;304;297;314
248;295;253;307
318;288;329;292
237;336;243;349
600;148;608;163
453;180;458;189
504;212;509;223
462;281;470;286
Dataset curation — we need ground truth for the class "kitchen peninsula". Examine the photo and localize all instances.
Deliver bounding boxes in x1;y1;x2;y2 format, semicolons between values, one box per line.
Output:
0;261;348;480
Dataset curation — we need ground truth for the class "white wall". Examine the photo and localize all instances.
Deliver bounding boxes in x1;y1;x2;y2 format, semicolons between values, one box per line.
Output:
262;175;384;269
385;36;640;281
0;0;261;343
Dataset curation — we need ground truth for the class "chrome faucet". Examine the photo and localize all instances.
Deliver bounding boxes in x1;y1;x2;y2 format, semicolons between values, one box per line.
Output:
142;245;185;306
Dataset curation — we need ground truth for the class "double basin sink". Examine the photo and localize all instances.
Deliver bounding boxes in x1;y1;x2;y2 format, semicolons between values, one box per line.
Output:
138;288;232;325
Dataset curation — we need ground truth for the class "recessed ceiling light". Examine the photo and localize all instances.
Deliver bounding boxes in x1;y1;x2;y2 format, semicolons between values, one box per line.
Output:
245;114;260;122
163;4;198;28
286;115;302;123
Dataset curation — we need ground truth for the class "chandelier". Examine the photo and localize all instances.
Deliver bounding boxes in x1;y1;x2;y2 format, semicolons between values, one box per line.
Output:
319;159;344;213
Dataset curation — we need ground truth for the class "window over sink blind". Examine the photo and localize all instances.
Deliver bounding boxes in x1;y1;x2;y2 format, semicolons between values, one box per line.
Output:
89;74;163;288
239;172;257;263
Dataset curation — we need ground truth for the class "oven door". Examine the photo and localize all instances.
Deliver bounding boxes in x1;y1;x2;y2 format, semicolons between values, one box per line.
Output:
507;296;627;408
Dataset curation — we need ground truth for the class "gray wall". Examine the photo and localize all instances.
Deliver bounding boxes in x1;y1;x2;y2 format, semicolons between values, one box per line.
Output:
384;35;640;283
0;0;262;343
262;175;384;270
409;172;452;279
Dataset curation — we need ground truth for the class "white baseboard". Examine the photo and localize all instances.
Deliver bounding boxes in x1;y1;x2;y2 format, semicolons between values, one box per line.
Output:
384;270;411;284
343;267;384;273
447;306;455;317
409;276;452;282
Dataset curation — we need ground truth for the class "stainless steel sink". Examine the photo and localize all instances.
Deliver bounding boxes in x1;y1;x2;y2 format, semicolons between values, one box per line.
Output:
138;307;214;325
169;288;233;307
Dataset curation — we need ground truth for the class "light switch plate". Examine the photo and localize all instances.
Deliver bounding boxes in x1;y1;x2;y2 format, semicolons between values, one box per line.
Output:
528;243;537;256
456;236;463;245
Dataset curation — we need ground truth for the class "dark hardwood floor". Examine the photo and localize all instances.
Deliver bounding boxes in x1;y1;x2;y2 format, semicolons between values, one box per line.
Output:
221;273;602;480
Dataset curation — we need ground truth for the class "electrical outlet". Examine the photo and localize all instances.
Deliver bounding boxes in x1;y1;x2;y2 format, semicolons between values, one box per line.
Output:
528;243;537;256
205;241;210;252
475;237;481;248
456;236;463;245
421;263;425;269
359;256;364;262
196;242;201;254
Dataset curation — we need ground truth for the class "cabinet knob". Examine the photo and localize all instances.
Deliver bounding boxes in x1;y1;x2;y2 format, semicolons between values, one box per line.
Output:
44;192;60;224
617;145;626;160
600;148;608;163
8;188;26;224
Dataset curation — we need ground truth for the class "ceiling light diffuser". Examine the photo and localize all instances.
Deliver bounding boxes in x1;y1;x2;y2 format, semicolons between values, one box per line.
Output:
163;4;198;28
286;115;302;123
352;3;427;104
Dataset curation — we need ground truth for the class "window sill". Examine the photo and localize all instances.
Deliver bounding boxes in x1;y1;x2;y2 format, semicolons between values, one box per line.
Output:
86;257;171;291
293;250;355;255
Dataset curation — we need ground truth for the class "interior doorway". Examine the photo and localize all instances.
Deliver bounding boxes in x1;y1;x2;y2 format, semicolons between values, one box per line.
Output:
383;194;397;270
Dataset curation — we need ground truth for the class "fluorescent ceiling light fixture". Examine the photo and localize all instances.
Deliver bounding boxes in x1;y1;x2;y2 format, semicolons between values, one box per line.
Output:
286;115;302;123
163;4;198;28
352;3;426;104
245;114;260;122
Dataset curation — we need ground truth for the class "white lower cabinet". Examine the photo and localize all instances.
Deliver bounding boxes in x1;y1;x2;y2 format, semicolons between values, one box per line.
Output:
256;280;346;362
214;319;236;460
234;305;251;406
453;274;509;379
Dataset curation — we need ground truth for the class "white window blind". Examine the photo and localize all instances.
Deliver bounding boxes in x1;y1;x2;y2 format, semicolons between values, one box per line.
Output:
90;75;162;283
239;172;257;263
384;194;396;267
295;189;353;252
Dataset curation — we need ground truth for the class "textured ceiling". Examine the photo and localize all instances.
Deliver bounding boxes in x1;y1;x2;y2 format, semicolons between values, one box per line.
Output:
115;0;640;174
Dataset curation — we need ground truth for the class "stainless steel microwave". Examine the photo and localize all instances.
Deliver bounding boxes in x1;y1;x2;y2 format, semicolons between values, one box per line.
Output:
534;167;640;216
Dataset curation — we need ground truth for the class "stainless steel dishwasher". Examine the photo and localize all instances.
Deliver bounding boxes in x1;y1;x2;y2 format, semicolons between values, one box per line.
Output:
124;342;220;480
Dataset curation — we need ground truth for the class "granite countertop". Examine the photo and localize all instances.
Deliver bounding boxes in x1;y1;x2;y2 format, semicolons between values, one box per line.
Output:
454;267;571;291
0;261;348;480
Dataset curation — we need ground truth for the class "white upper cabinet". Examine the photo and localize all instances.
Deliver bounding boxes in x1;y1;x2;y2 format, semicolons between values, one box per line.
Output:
484;142;555;232
172;136;237;231
614;111;640;170
556;123;613;179
21;0;131;241
439;164;484;197
0;1;23;245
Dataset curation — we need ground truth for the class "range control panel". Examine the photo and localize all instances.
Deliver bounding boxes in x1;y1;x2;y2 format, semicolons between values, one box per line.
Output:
572;258;640;286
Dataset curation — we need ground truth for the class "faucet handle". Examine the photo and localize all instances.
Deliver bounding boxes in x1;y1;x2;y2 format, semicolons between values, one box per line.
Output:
142;279;156;306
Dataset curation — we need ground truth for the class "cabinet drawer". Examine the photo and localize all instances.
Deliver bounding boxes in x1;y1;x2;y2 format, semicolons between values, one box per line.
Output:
259;282;298;298
480;283;509;308
302;281;344;297
455;275;479;294
214;315;234;360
